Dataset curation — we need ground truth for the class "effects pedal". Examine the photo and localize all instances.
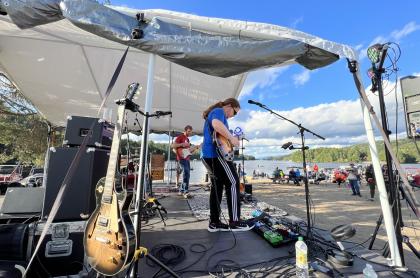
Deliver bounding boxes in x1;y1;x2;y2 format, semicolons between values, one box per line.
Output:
254;221;283;246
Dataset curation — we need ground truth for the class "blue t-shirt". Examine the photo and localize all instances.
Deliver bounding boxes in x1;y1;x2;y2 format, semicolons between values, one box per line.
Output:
202;108;228;158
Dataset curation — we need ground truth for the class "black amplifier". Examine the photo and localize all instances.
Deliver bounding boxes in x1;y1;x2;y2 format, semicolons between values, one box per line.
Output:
42;147;110;221
63;115;114;149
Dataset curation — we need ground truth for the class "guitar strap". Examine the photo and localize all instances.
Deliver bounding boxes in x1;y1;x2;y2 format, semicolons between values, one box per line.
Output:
206;117;216;146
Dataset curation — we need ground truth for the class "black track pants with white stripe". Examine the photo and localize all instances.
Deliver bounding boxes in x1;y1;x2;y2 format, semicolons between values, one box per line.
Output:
202;156;240;223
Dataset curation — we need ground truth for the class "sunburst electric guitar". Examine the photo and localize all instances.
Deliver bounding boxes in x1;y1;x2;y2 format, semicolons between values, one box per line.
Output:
84;84;138;276
213;132;237;161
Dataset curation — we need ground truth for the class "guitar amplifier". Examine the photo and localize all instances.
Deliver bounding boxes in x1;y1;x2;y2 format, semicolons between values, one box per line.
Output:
28;221;87;277
63;115;114;149
42;147;109;221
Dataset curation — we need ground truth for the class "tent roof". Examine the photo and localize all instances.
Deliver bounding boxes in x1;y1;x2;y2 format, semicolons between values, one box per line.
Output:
0;2;357;134
0;16;245;134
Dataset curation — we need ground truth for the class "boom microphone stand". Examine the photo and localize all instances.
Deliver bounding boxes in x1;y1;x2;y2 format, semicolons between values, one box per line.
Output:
248;100;325;238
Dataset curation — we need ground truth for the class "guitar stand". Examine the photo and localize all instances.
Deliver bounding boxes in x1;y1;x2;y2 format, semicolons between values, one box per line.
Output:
143;197;167;226
133;247;180;278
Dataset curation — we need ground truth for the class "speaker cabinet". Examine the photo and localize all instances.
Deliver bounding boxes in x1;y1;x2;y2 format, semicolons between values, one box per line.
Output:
400;75;420;139
63;115;114;148
42;147;109;221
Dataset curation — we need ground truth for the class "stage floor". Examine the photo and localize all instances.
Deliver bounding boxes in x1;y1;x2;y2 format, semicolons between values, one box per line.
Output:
135;191;417;277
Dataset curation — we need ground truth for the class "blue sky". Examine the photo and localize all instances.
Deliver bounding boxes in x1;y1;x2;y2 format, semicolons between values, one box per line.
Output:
112;0;420;158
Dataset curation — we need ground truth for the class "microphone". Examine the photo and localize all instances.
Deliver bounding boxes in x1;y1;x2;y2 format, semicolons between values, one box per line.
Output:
155;111;172;117
281;142;293;149
248;99;263;106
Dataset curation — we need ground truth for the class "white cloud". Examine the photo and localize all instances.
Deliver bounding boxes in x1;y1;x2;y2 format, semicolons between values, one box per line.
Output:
230;80;407;158
293;70;311;86
358;21;420;60
391;21;420;41
290;16;304;29
413;72;420;76
239;66;289;99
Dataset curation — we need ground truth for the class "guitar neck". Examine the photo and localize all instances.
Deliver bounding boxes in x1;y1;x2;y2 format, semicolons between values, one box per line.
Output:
102;105;126;202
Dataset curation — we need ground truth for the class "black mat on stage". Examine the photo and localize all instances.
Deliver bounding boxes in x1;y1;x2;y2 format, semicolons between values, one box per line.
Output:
137;226;295;277
135;195;418;278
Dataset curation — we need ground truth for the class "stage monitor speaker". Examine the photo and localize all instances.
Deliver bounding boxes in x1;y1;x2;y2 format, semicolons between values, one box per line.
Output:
42;147;110;221
400;75;420;139
63;115;114;149
0;187;45;214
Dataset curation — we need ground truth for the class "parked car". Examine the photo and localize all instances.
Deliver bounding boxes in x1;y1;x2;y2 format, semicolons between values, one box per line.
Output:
412;175;420;188
20;173;44;187
0;164;23;194
29;167;44;176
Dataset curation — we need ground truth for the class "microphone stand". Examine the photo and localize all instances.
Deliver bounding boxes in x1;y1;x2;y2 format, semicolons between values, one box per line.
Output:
123;99;177;278
250;102;325;239
241;137;249;185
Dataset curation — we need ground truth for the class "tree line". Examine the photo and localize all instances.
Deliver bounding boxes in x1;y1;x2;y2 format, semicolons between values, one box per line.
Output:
269;138;420;163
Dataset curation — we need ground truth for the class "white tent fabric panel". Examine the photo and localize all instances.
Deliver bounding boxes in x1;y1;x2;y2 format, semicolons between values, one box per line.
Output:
0;17;246;133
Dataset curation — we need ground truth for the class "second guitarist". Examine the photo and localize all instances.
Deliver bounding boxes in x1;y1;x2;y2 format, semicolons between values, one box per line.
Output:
172;125;199;198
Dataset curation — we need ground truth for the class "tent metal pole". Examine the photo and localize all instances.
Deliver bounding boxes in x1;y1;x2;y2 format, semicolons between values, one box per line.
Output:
132;53;156;277
358;77;402;267
166;63;173;186
166;131;171;185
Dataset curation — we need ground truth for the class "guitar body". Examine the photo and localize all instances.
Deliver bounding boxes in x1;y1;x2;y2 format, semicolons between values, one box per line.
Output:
84;177;136;276
213;132;235;161
177;145;201;159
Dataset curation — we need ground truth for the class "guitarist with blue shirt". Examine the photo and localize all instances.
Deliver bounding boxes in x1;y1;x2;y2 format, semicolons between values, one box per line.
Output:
201;98;253;232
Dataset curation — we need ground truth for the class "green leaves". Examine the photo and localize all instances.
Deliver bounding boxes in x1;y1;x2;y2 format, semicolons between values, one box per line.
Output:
278;139;419;163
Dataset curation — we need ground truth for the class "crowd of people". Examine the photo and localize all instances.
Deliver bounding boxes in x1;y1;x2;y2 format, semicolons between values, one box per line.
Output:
267;163;388;202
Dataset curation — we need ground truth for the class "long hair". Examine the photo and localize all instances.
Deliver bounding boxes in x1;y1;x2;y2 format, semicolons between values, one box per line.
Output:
202;98;240;119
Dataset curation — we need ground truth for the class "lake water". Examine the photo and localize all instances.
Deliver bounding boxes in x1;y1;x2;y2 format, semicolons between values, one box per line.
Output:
162;160;420;184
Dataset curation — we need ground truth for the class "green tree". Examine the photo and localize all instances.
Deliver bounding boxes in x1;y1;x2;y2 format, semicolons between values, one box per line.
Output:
1;74;49;165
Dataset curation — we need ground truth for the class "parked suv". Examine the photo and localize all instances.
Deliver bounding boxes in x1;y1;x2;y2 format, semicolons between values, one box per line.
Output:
0;164;23;194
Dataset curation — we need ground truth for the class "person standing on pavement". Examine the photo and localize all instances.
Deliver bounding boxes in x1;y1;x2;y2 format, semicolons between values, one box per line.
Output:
365;164;376;201
347;163;361;197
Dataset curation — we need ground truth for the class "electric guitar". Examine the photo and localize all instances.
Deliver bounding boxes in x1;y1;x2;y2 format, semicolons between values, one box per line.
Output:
213;132;236;161
84;84;138;276
177;144;201;159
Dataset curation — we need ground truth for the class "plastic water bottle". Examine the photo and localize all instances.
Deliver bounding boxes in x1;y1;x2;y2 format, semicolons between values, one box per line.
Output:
295;237;309;278
363;263;377;278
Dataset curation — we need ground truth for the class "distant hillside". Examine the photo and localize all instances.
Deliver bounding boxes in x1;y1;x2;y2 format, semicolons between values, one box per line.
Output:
266;138;420;163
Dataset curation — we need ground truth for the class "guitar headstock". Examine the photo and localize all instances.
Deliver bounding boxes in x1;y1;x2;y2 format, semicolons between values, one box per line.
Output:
125;83;139;101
